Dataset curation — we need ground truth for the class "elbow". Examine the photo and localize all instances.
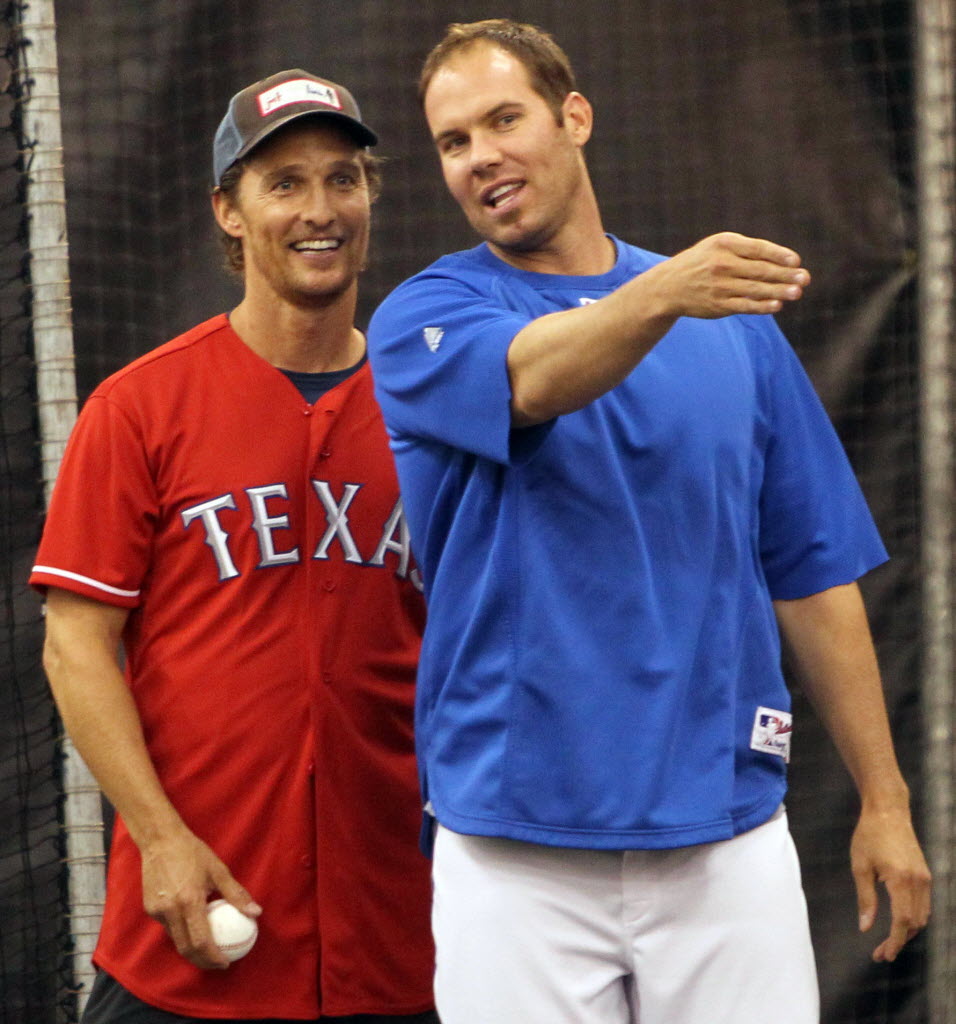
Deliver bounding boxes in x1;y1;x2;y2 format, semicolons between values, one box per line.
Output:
507;339;563;427
42;627;71;702
510;393;551;428
509;371;568;427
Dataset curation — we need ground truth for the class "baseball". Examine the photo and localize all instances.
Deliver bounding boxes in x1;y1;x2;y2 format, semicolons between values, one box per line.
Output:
207;898;258;962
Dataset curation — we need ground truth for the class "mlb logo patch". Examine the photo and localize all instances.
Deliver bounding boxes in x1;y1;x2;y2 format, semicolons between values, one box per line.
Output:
750;706;792;763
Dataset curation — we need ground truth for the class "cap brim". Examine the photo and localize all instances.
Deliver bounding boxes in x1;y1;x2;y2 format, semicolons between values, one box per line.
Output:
235;108;378;164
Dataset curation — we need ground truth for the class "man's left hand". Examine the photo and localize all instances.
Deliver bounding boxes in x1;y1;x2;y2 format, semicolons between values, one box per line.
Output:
851;807;931;962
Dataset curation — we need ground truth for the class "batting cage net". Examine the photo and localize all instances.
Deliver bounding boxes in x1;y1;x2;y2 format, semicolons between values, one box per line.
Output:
1;0;953;1021
0;3;69;1022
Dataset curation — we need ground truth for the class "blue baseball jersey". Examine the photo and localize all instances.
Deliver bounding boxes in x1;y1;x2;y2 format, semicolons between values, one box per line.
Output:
368;238;887;851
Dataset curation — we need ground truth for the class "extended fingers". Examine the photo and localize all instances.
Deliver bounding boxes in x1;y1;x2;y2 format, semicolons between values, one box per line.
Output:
720;242;810;295
707;267;807;315
873;863;932;962
873;924;924;964
645;231;810;320
725;272;806;311
712;231;804;271
853;862;878;933
688;233;809;313
851;826;931;963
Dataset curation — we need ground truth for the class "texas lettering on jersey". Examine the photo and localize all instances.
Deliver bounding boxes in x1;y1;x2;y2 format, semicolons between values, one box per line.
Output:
181;477;423;590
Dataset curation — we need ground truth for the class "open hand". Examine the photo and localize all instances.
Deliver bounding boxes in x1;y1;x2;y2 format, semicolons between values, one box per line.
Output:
648;231;810;319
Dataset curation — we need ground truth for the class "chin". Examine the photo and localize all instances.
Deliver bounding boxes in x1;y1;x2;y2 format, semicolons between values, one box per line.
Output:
297;271;355;299
487;226;547;255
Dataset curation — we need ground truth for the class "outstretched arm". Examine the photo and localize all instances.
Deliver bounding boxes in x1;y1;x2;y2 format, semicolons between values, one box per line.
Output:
507;231;810;426
42;587;261;969
773;581;931;962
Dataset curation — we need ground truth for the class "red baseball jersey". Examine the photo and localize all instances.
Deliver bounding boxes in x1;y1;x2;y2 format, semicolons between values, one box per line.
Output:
30;315;435;1018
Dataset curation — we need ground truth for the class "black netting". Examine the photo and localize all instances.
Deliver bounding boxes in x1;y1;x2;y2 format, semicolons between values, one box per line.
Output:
0;4;69;1022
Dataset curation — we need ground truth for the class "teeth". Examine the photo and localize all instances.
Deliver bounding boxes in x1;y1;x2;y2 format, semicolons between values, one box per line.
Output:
487;183;520;207
293;239;340;251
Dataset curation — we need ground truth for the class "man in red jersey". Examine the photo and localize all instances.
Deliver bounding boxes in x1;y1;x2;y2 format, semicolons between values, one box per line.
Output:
31;69;437;1024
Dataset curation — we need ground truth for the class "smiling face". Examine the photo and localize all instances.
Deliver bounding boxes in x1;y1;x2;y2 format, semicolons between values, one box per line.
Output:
424;42;596;269
213;120;372;311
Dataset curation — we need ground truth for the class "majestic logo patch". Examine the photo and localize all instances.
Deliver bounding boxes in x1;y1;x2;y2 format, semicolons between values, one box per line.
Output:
579;297;598;305
750;706;792;763
423;326;444;352
257;79;342;117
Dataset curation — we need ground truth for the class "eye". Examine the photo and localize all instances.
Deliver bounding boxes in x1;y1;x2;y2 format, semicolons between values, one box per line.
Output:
440;135;467;155
331;171;361;189
496;112;520;129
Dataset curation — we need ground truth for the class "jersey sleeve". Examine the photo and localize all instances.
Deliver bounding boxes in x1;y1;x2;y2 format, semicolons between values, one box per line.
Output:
30;392;157;606
755;318;888;599
368;267;545;465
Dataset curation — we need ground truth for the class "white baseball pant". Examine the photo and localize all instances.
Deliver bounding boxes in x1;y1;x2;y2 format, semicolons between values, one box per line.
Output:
432;807;819;1023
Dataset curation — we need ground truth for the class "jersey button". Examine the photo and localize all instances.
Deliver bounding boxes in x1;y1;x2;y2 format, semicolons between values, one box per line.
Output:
303;408;312;417
322;580;336;592
300;855;313;868
319;448;332;459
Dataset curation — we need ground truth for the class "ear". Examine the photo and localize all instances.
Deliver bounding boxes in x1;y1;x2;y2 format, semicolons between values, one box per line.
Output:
211;188;244;239
561;91;593;146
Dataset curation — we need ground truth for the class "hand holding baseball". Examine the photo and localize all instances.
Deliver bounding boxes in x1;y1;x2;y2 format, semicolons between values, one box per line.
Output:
140;823;262;969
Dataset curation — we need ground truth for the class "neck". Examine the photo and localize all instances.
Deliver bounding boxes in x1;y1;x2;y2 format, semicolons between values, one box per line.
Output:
490;229;616;276
228;286;364;373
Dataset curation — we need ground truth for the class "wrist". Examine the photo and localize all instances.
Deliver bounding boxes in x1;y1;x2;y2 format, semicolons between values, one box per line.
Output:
858;778;911;817
625;262;681;327
126;803;188;851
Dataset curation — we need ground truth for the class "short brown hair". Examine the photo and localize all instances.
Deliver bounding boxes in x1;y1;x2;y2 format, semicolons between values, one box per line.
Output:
212;149;382;276
418;19;577;122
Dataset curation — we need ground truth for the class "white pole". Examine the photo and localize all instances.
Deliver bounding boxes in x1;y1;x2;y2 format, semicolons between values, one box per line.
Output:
17;1;106;1017
916;0;956;1021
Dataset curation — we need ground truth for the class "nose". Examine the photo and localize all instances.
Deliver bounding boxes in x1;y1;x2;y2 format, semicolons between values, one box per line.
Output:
301;183;335;227
468;130;503;175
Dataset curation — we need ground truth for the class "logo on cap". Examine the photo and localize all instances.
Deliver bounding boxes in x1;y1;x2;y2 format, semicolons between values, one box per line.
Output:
257;79;343;117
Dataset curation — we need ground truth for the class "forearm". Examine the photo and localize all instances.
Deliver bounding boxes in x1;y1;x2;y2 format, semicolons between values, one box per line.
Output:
773;582;908;810
774;581;931;958
506;277;676;425
506;231;810;426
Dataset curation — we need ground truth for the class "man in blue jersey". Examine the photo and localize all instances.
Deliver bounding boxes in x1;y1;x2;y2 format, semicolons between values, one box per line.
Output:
367;19;930;1024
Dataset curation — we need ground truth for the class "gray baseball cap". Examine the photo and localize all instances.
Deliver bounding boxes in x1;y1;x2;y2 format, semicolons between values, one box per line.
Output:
213;69;378;186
